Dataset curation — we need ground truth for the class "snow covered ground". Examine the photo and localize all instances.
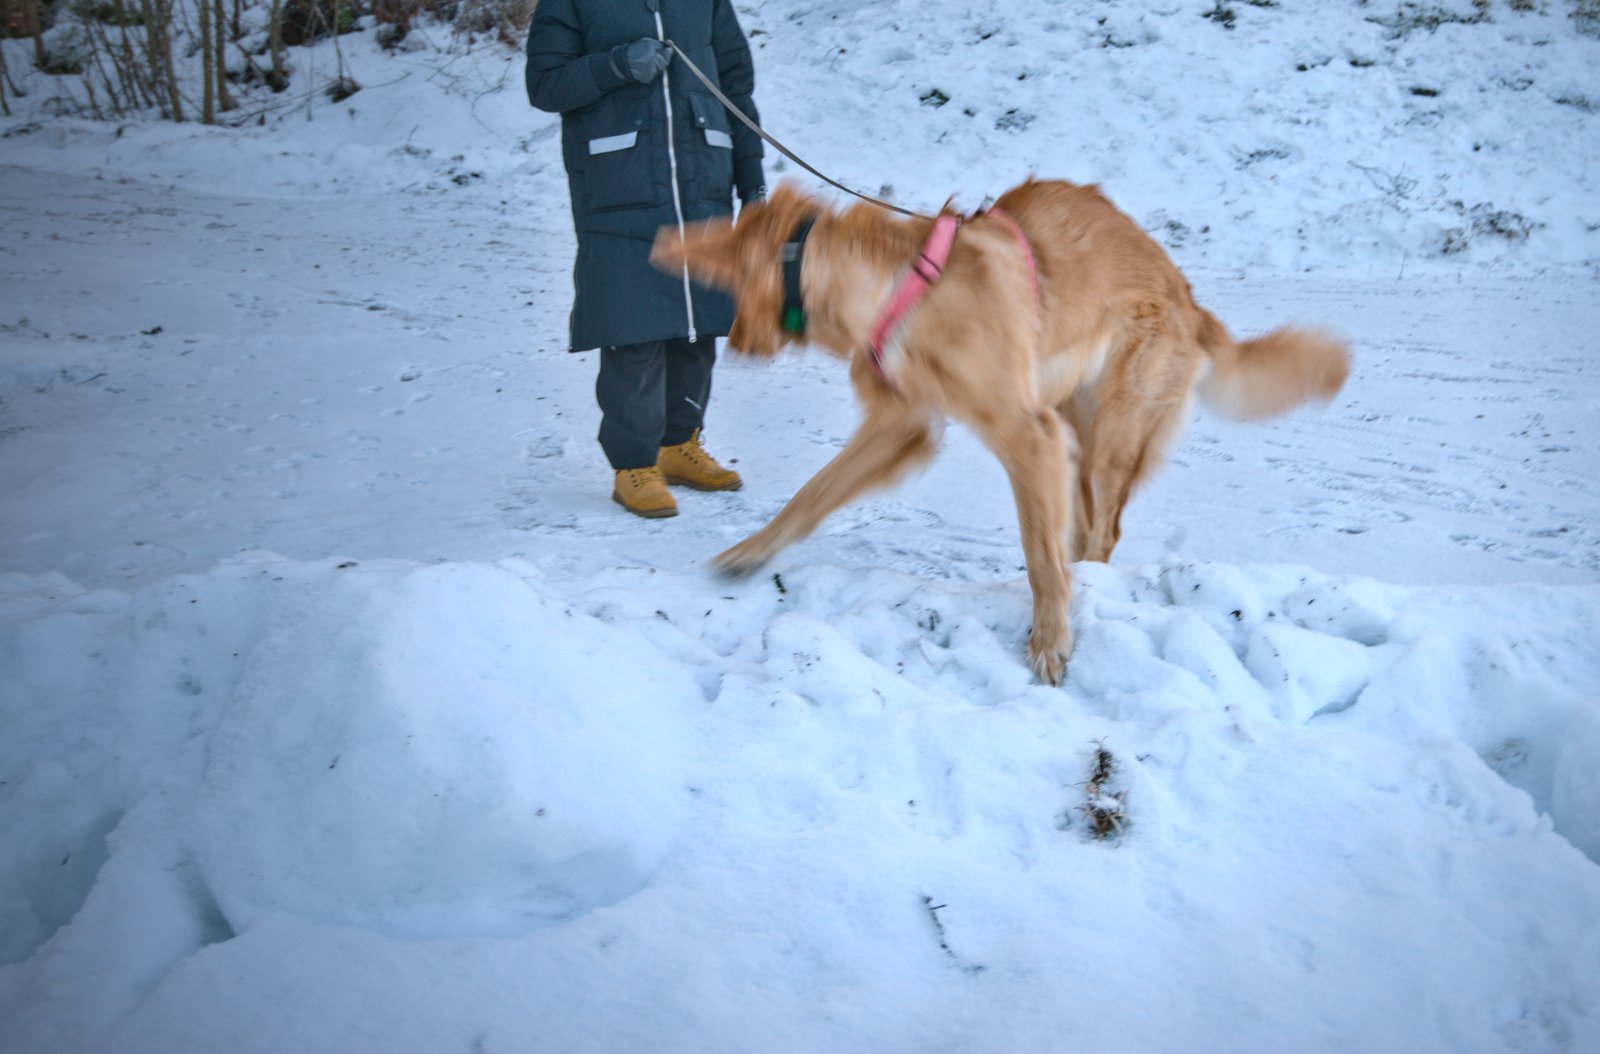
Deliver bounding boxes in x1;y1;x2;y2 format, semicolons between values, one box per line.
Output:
2;1;1598;1051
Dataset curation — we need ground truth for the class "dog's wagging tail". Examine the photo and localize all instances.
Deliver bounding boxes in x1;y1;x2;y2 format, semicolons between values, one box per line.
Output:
651;179;1350;684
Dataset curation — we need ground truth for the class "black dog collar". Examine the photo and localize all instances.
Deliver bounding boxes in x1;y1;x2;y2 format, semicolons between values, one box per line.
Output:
780;217;816;335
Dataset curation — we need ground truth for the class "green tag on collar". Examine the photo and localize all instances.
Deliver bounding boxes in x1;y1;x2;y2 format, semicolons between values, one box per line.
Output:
782;306;806;334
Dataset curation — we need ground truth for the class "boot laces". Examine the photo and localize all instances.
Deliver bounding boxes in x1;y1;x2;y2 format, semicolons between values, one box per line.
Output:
626;467;664;487
681;435;712;465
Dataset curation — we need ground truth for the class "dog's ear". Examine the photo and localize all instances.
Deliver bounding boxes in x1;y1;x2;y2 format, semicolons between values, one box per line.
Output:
723;197;785;357
651;215;740;290
652;183;827;359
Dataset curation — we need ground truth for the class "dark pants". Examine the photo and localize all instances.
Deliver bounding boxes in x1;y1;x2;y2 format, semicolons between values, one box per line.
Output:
596;338;716;470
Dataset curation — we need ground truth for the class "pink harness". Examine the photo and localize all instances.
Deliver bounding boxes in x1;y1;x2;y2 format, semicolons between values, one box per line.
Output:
864;207;1038;388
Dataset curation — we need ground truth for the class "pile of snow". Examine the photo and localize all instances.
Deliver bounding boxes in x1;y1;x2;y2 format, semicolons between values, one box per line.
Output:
2;0;1598;1049
2;553;1598;1051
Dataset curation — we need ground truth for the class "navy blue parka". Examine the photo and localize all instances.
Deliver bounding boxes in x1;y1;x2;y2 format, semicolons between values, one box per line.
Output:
525;0;765;351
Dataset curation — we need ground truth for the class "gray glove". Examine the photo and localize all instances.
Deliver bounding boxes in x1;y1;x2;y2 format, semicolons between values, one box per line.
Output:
613;38;671;84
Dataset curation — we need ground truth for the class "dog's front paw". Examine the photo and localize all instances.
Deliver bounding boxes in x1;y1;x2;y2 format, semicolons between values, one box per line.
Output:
1028;624;1073;686
712;537;772;578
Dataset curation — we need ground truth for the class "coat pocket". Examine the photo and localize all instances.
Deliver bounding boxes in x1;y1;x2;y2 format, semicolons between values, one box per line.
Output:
686;93;734;203
579;101;656;213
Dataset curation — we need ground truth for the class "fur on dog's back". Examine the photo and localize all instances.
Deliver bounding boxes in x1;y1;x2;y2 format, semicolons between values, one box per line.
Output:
990;179;1347;419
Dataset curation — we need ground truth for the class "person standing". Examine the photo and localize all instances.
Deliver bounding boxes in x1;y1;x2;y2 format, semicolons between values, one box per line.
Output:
525;0;766;518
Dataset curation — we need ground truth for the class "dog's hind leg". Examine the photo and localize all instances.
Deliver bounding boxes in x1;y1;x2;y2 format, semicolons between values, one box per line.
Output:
1055;396;1094;563
975;406;1077;685
1080;331;1199;563
713;404;938;577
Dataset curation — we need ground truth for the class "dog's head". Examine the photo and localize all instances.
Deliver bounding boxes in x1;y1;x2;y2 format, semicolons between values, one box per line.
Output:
651;184;824;358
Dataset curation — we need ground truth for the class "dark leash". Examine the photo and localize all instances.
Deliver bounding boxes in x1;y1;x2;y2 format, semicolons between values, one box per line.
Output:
661;39;1039;388
663;39;934;221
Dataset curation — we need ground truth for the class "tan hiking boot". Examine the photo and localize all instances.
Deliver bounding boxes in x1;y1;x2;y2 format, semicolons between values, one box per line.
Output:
612;466;678;518
657;429;743;491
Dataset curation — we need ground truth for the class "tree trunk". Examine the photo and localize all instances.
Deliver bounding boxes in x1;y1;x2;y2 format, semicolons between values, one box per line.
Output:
30;0;47;71
268;0;287;92
199;0;216;123
142;0;183;121
139;0;163;112
214;0;232;112
111;0;153;109
161;0;183;120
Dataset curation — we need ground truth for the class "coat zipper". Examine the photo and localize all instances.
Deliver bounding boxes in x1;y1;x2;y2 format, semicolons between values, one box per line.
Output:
651;0;696;342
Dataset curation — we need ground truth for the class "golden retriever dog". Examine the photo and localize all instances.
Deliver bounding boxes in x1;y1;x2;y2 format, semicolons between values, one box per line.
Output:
652;179;1349;683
